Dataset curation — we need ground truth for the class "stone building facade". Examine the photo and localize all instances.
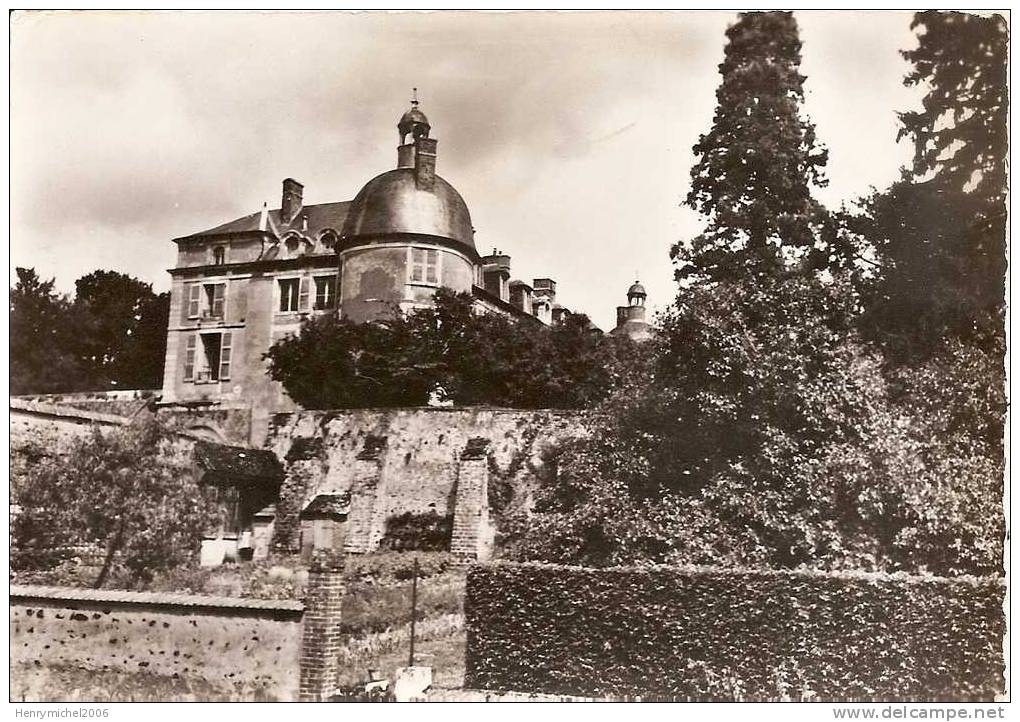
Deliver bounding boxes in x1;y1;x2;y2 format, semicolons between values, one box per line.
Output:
159;98;589;434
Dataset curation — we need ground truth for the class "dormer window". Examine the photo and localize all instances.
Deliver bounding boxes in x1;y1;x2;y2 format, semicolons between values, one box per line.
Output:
213;246;226;265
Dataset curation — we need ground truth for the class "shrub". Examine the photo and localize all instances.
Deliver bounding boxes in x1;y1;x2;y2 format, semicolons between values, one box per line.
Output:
379;512;452;552
343;551;457;585
465;562;1004;701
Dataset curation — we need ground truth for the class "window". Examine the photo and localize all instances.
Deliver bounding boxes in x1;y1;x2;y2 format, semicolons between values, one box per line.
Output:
313;276;336;310
279;278;300;312
203;283;225;319
213;246;226;265
183;332;232;383
187;282;225;319
410;248;439;284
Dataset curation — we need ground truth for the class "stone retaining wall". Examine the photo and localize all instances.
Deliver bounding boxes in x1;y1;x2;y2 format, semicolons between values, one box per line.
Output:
10;585;305;701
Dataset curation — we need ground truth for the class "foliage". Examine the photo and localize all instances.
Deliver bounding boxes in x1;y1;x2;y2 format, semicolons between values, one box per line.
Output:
676;11;835;282
10;267;169;394
266;289;630;409
899;11;1007;205
341;570;464;636
12;418;220;587
502;273;1004;576
465;562;1005;700
10;268;95;394
343;551;459;585
854;183;1004;361
858;12;1007;360
379;512;452;552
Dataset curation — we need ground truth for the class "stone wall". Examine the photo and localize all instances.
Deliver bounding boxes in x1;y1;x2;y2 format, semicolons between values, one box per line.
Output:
266;407;584;553
10;585;304;701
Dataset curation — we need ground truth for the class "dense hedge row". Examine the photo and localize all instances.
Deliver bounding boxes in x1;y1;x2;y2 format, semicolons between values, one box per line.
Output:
465;563;1004;701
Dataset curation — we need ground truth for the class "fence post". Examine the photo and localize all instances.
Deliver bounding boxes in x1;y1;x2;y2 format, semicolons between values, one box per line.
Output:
299;550;345;702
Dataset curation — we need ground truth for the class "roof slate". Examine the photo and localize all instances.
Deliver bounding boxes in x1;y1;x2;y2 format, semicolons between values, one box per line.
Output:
178;200;352;241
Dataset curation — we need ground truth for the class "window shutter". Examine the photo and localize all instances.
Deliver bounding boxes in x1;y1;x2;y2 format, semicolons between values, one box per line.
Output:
212;283;226;319
218;332;232;381
187;284;201;318
299;277;310;311
184;334;196;380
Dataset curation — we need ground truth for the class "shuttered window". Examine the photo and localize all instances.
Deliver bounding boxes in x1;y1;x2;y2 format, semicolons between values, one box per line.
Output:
183;334;197;381
218;332;232;381
298;277;310;311
187;284;201;318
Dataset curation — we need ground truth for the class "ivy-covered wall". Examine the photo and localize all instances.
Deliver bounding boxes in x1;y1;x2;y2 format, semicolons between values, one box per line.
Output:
465;562;1006;701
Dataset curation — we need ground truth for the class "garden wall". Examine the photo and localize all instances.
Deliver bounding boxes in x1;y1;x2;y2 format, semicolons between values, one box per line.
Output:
465;563;1006;701
11;585;304;701
266;408;583;551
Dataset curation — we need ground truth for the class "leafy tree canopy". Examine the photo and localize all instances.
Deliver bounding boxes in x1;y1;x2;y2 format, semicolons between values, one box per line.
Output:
900;11;1007;204
504;274;1003;576
10;267;169;394
12;417;219;588
857;11;1007;360
265;289;634;410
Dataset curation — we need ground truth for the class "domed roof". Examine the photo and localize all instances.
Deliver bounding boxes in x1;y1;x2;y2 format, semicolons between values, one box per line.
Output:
628;281;647;297
340;168;476;255
399;107;430;134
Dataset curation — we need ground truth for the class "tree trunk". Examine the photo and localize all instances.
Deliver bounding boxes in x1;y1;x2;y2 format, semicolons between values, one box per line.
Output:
94;519;125;589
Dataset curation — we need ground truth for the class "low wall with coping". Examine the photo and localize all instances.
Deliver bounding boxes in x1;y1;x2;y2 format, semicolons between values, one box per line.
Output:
11;585;305;701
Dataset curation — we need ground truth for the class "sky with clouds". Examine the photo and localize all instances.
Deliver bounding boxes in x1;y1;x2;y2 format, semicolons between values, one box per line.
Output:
11;10;923;331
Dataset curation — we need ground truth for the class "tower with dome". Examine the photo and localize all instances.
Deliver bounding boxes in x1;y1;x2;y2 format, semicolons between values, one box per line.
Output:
158;94;589;419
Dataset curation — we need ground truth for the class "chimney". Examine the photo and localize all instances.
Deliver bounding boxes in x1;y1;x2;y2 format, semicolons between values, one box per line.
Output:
397;143;415;169
481;250;512;302
509;281;533;315
533;278;557;306
414;138;438;190
281;178;304;225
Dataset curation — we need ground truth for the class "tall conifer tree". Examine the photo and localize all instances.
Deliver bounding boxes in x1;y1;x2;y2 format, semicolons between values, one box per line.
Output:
675;11;829;282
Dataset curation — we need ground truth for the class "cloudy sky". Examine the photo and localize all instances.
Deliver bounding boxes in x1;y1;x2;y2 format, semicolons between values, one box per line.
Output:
11;10;922;330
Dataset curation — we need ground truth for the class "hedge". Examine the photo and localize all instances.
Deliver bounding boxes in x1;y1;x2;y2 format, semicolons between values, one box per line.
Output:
465;562;1004;701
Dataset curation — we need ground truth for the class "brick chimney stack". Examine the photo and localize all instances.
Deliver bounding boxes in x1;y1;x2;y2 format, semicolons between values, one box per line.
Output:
414;138;438;191
281;178;304;225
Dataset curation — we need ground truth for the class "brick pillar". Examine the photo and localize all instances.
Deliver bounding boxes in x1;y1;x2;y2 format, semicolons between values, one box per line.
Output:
272;459;318;553
299;551;345;702
451;437;491;566
343;435;388;554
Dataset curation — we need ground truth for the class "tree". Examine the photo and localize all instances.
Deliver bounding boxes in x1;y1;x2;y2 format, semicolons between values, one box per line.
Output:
10;268;169;395
12;418;219;588
74;270;168;389
856;182;1004;361
504;274;1003;576
265;289;629;410
860;11;1008;359
675;11;831;282
10;267;94;394
899;11;1007;206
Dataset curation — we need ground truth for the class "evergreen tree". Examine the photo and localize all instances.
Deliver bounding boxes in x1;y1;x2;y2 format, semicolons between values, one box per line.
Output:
675;11;830;282
861;11;1008;359
900;11;1007;205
